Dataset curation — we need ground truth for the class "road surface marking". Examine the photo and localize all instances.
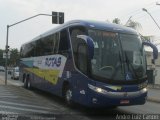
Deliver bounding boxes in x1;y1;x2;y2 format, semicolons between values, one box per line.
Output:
0;105;53;114
0;100;54;110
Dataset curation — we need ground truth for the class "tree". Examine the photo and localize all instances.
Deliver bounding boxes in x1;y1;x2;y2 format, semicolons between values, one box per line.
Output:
8;48;20;67
0;49;5;66
111;18;142;30
126;19;142;30
0;48;20;67
112;18;121;24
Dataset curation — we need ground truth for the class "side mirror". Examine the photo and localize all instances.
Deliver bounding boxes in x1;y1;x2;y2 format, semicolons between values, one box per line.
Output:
142;41;158;64
77;35;94;59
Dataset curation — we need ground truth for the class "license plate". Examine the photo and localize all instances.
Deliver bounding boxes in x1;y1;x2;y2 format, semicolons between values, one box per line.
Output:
120;100;130;104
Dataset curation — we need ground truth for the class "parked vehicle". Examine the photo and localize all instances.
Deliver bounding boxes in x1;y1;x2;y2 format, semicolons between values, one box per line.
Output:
8;68;13;75
8;70;12;75
0;66;5;72
11;67;19;80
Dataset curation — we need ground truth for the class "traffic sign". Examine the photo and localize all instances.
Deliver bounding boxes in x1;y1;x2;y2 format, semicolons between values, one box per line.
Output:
3;52;10;59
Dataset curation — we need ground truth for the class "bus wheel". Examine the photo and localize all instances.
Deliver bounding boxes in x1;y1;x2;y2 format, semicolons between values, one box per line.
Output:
24;75;31;89
64;85;73;106
24;77;27;88
27;79;31;89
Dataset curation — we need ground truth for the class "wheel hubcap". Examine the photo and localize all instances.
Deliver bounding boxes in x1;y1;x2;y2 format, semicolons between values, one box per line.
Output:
28;81;30;88
24;79;27;86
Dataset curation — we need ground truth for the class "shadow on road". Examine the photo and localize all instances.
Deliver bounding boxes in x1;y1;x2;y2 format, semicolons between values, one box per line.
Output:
29;87;131;118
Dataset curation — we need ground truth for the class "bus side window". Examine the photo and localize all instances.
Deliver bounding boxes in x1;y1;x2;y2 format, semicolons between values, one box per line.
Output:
42;35;54;55
58;29;69;54
22;42;36;58
35;39;44;56
53;33;59;54
20;47;24;58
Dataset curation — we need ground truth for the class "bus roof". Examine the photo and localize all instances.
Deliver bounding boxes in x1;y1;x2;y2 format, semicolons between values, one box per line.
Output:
66;20;138;34
22;20;138;46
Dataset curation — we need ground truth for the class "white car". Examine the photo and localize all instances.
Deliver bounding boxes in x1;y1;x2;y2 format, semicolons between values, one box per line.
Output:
11;67;19;80
0;66;5;72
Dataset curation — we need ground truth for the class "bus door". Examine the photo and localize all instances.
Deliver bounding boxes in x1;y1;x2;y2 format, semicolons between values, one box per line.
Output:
69;26;89;103
74;43;89;103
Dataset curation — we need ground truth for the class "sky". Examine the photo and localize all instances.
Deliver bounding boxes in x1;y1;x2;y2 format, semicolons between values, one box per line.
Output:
0;0;160;50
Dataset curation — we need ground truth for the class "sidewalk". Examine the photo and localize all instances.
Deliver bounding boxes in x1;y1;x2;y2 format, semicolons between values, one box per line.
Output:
0;76;11;85
0;73;23;86
147;88;160;103
147;84;160;103
147;84;160;90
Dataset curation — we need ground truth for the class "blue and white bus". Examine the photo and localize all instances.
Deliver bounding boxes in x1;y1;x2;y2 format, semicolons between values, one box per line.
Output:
20;20;157;107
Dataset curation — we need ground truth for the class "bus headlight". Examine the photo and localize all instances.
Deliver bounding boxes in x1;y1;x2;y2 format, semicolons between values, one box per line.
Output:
88;84;108;94
142;88;147;93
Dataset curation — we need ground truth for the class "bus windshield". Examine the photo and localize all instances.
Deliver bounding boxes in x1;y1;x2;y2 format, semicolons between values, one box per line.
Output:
88;29;146;82
120;34;146;79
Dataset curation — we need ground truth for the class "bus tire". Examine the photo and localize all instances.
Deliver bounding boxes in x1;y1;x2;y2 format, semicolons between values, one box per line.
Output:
24;75;32;89
27;79;32;90
23;74;26;83
24;76;28;88
64;85;74;106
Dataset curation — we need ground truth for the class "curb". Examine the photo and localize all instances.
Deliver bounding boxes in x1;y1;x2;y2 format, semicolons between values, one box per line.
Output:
147;97;160;104
147;84;160;90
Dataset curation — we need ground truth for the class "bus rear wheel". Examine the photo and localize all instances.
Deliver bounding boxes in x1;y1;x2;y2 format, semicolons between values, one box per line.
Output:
24;75;31;89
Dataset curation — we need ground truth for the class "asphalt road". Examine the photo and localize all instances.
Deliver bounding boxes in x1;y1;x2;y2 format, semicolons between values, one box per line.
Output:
0;72;160;120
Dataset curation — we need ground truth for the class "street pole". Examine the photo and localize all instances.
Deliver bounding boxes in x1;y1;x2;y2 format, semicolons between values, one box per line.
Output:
142;8;160;31
156;2;160;5
5;25;9;85
125;16;132;26
4;13;60;85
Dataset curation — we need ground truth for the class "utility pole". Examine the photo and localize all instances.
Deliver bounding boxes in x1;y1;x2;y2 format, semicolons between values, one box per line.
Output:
156;2;160;5
5;25;9;85
5;12;64;85
125;16;132;26
142;8;160;31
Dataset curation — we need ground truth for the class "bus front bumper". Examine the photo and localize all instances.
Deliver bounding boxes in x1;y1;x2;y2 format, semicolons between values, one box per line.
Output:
87;86;147;107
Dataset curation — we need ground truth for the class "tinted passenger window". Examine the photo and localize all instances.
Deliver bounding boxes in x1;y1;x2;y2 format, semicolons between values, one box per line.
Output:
59;29;69;53
53;33;59;54
42;35;54;55
35;39;44;56
35;35;56;56
21;42;36;58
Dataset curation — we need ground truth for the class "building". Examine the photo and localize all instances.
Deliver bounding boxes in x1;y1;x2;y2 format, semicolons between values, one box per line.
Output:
146;51;160;85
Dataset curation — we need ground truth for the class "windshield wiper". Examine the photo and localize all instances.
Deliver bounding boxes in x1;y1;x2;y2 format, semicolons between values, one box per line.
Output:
118;51;125;74
124;52;139;80
111;51;125;79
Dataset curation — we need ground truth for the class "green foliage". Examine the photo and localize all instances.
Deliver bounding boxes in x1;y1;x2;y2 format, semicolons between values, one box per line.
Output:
0;48;20;67
0;49;5;66
126;20;142;30
112;18;121;24
8;48;20;66
111;18;142;30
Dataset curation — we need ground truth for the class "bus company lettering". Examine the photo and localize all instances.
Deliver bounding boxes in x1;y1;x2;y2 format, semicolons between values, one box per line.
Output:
45;57;62;67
